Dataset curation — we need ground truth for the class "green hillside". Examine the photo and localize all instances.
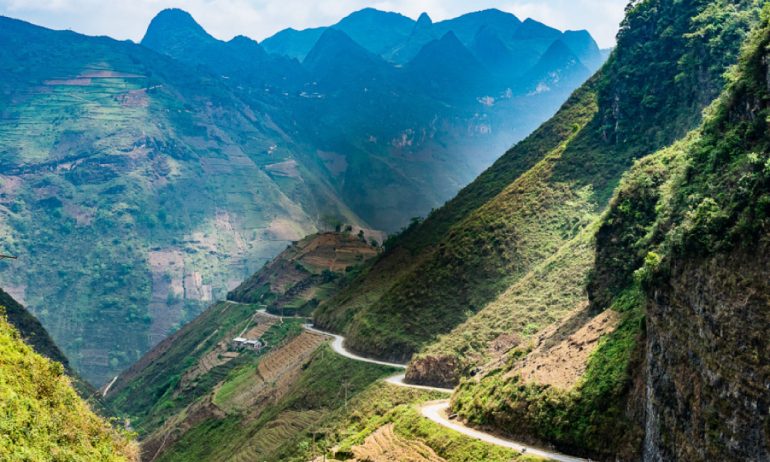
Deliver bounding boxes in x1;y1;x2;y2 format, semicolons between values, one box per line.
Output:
453;6;770;460
0;308;136;460
0;17;361;385
313;0;759;371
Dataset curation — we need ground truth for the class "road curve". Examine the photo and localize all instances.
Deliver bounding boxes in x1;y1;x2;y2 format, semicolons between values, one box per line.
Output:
422;402;588;462
303;325;409;369
304;323;588;462
384;373;453;393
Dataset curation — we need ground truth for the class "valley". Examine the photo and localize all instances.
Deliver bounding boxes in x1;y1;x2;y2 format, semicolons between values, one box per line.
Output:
0;7;604;385
2;1;770;461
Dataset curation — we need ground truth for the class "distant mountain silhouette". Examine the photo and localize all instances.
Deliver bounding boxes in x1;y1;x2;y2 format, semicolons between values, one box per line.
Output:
407;31;492;100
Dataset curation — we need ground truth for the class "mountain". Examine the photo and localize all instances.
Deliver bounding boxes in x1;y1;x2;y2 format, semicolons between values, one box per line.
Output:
406;31;492;99
387;12;437;63
227;231;382;314
0;289;136;459
561;29;604;69
260;26;326;60
0;15;362;385
262;8;599;77
333;7;415;56
302;28;393;88
142;8;304;89
520;37;592;94
96;1;768;461
433;9;522;46
454;4;765;460
0;7;604;388
312;0;757;394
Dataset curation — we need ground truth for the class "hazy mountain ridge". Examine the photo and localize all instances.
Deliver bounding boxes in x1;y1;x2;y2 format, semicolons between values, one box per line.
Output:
94;2;770;460
0;15;363;384
1;6;605;387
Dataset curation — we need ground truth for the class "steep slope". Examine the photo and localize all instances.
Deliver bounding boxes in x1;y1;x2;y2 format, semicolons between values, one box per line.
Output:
448;2;765;460
313;0;758;372
637;16;770;458
142;9;603;236
0;286;105;403
0;16;360;384
0;287;68;366
106;232;377;434
0;306;136;460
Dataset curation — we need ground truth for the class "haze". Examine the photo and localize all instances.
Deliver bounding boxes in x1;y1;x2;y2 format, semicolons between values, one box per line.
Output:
0;0;626;48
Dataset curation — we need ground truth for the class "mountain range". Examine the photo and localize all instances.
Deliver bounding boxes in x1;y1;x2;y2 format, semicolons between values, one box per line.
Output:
102;0;767;460
0;7;604;385
4;1;768;461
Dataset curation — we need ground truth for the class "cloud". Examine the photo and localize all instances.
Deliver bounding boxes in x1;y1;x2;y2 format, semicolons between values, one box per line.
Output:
0;0;626;47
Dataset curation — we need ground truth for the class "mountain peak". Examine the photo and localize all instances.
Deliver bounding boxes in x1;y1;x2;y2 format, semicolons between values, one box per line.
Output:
303;28;377;72
142;8;213;49
146;8;204;34
513;17;561;40
226;34;268;60
417;12;433;26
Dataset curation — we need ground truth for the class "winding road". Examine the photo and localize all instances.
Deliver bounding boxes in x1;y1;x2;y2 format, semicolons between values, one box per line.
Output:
303;323;589;462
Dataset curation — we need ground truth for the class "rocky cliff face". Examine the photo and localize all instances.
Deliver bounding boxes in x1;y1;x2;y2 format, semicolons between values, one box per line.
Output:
642;14;770;459
644;239;770;461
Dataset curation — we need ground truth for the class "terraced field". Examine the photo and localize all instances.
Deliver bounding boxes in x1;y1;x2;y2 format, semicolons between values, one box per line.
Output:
230;409;326;462
214;331;327;413
258;331;326;381
350;424;447;462
178;312;277;390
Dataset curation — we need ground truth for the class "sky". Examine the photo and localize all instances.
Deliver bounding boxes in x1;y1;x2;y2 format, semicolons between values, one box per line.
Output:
0;0;628;48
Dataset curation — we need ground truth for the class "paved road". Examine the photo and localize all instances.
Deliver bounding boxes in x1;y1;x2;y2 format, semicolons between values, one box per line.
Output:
384;373;453;393
422;402;588;462
303;323;589;462
303;325;408;369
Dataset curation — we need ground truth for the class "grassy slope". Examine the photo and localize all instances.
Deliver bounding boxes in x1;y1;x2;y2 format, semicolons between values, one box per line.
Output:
106;301;259;434
155;343;530;462
0;313;136;460
314;0;756;365
449;3;764;459
0;287;108;410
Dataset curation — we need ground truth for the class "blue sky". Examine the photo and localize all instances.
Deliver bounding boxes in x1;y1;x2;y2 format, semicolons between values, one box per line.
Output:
0;0;627;48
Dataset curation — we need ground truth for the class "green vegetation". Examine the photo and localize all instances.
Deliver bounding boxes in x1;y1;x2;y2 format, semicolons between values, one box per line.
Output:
0;6;603;386
453;288;645;459
120;329;527;462
0;17;359;385
0;311;136;460
409;228;596;386
155;345;398;461
314;0;759;367
227;232;380;317
107;302;260;434
444;4;769;460
322;384;525;462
